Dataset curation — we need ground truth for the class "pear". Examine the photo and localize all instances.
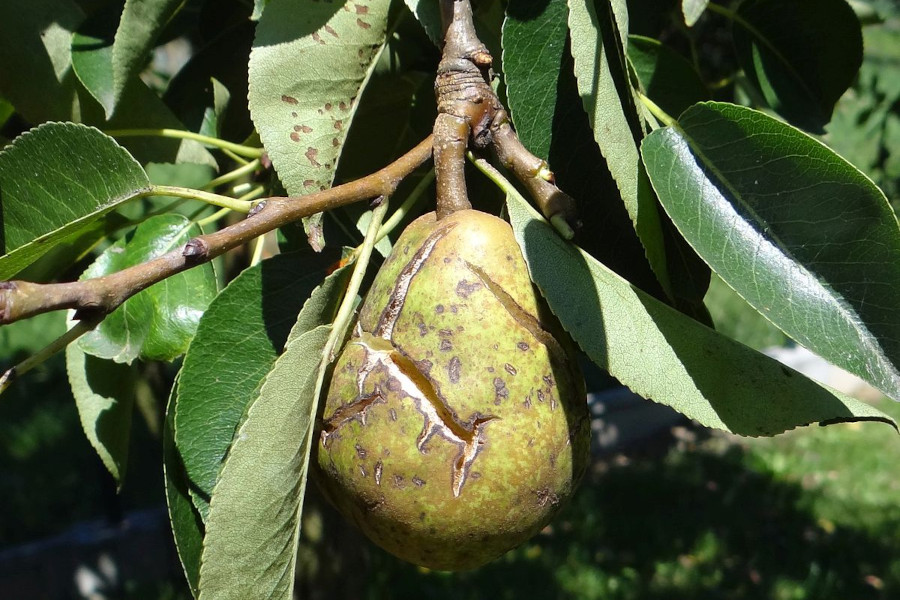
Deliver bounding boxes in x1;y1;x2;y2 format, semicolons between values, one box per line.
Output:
315;209;589;571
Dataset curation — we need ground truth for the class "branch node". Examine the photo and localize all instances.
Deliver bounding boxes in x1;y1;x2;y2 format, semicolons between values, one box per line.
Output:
0;281;16;324
183;238;210;260
248;200;267;218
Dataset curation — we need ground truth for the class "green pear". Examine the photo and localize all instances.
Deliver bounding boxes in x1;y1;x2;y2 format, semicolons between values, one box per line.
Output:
315;209;589;571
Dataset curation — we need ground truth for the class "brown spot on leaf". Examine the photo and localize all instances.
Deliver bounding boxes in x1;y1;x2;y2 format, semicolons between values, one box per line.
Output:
355;4;369;14
334;120;343;130
517;341;530;351
332;137;340;147
504;363;517;376
355;443;368;459
324;24;339;37
325;102;333;110
312;32;325;44
290;132;300;142
412;476;425;487
281;95;298;104
357;18;370;29
303;179;315;188
393;474;404;488
305;147;321;167
339;101;348;111
291;111;298;117
439;339;453;352
389;409;398;421
374;461;383;485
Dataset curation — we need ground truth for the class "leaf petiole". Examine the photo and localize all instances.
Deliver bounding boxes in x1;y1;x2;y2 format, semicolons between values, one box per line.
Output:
203;159;262;191
146;185;255;213
0;318;100;396
324;198;389;362
636;92;676;128
104;128;265;158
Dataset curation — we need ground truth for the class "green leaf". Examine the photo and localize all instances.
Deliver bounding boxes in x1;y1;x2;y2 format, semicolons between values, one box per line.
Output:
0;0;86;124
247;0;391;197
502;0;665;297
506;190;898;435
0;122;150;279
70;5;216;167
162;20;255;144
66;343;137;485
70;3;118;117
503;0;569;161
174;252;349;520
641;102;900;402
627;35;708;120
567;0;673;298
111;0;184;113
197;325;330;600
682;0;708;26
705;273;790;352
403;0;443;47
164;375;203;597
732;0;863;132
76;214;216;364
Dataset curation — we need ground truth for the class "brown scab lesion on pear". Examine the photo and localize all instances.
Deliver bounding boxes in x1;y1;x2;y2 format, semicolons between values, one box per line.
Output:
314;209;590;571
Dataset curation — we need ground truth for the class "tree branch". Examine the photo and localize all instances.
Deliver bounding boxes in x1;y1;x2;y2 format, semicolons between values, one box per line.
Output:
433;0;578;229
0;135;434;325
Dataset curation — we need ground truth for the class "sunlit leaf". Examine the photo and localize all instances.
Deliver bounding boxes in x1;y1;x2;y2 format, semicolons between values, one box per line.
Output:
197;326;330;600
642;102;900;401
111;0;184;112
174;252;348;520
0;122;149;279
76;214;217;364
507;188;897;435
682;0;709;26
567;0;673;298
503;0;665;296
248;0;391;248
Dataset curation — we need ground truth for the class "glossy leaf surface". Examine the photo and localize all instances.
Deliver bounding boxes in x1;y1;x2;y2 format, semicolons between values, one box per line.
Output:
0;123;149;279
77;214;217;364
642;102;900;401
507;188;897;435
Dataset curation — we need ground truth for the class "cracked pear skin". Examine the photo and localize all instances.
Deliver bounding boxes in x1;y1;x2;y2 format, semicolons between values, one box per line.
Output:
314;209;589;571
